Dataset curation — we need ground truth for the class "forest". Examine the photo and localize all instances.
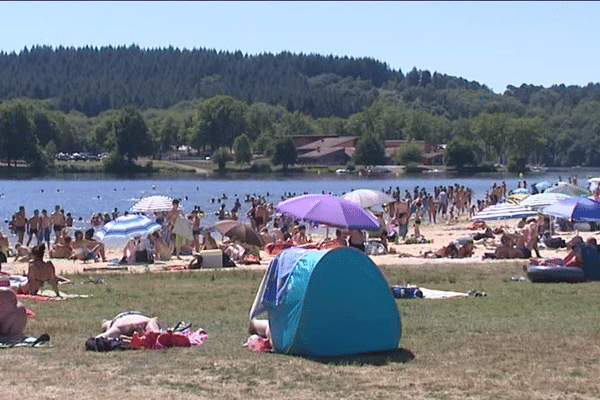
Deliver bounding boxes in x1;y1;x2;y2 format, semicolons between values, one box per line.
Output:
1;45;600;172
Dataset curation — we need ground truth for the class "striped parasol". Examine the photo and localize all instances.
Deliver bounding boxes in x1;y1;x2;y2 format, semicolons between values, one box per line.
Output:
472;203;537;221
519;192;570;210
94;214;161;241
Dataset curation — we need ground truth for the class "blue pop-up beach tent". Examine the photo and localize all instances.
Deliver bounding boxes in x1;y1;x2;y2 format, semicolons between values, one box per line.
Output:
249;247;401;357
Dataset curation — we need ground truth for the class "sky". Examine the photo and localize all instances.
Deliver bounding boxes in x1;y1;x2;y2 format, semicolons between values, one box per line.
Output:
0;1;598;93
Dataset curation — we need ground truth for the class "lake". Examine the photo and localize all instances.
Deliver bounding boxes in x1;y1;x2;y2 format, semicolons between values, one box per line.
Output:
0;169;596;244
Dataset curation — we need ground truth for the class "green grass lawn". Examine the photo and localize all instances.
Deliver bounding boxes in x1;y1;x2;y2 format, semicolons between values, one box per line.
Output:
6;264;600;399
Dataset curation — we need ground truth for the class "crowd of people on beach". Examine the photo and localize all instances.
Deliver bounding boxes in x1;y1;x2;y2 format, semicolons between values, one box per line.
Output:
0;179;576;270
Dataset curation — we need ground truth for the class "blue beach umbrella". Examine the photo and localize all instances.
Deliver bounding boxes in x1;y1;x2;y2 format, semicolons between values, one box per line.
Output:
94;214;161;241
541;197;600;222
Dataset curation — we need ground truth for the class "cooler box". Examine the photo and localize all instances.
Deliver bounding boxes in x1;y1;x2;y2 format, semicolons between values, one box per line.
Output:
199;249;223;268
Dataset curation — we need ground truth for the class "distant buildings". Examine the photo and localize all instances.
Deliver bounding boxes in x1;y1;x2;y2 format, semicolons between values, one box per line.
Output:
291;135;443;165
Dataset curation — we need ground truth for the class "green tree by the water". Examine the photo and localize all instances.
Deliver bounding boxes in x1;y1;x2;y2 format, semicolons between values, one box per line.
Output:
353;133;386;166
233;134;252;165
271;137;297;171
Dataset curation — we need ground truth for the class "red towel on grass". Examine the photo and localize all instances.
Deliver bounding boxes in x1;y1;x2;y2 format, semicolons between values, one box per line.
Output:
129;329;208;350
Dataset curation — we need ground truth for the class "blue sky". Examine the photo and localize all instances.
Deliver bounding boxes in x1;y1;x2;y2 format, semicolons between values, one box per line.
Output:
0;1;598;93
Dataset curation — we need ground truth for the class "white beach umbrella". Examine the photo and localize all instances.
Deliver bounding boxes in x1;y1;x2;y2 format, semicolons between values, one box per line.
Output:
342;189;395;209
94;214;161;241
131;195;174;213
519;192;571;210
472;203;537;221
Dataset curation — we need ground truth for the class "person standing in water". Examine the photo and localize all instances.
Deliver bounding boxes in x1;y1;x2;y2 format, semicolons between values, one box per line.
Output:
26;209;41;247
51;205;65;244
14;206;27;245
40;210;52;248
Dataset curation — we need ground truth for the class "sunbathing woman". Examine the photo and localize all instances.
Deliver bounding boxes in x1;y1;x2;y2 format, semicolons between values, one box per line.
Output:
149;231;171;261
84;229;107;262
483;233;530;259
397;242;460;259
71;230;102;262
96;311;161;343
26;244;60;297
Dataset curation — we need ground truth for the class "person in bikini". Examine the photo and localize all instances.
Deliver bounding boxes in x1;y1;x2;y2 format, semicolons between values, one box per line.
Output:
191;209;202;252
71;230;102;262
96;311;161;343
25;244;61;296
84;229;107;262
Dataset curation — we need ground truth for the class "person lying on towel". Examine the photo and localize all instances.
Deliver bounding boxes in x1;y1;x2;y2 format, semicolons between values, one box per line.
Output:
96;311;161;343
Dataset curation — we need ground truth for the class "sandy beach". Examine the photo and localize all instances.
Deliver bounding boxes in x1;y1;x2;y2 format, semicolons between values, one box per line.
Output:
2;215;592;277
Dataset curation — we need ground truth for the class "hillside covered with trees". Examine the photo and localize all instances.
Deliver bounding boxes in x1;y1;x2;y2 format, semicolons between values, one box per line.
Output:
1;45;600;173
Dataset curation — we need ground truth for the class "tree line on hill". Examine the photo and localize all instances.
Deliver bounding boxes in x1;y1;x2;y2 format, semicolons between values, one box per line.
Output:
1;45;600;173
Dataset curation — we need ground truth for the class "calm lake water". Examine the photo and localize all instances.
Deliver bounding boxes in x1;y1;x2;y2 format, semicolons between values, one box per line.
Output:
0;169;596;244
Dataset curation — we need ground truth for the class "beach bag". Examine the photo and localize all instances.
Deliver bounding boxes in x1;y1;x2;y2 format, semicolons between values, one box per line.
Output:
85;337;131;352
188;255;203;269
391;285;423;299
222;252;236;268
